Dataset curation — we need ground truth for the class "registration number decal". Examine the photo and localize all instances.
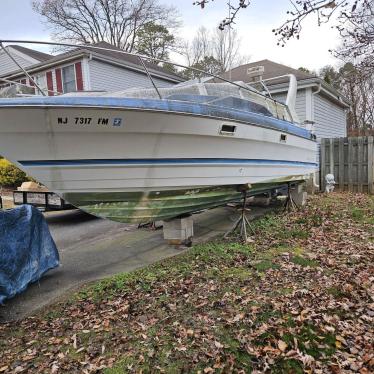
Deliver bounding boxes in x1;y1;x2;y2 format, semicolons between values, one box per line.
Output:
57;117;123;127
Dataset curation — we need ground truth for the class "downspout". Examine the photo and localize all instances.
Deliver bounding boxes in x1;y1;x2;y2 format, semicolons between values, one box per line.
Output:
284;74;300;123
312;82;322;190
85;53;93;91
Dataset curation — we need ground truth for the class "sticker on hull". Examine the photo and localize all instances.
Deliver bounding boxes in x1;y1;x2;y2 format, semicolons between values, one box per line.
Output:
57;117;123;127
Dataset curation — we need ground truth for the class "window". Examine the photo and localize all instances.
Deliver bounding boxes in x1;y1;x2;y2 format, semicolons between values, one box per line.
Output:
34;74;47;95
62;65;76;93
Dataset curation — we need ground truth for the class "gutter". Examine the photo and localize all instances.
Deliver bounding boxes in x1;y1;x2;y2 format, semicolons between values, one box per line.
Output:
268;78;350;108
313;82;321;95
2;48;184;84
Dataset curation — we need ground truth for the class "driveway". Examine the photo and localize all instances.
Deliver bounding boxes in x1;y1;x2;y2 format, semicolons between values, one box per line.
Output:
0;204;275;322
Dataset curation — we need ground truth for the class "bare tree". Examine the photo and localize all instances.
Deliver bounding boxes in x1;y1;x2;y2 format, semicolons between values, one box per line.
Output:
32;0;180;51
340;64;374;135
273;0;373;71
183;26;245;72
212;28;242;71
319;62;374;134
334;0;374;70
193;1;373;70
193;0;250;30
184;27;211;66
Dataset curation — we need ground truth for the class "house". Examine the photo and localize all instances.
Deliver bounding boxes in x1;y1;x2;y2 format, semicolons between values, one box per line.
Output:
222;59;350;139
0;41;184;95
0;45;52;77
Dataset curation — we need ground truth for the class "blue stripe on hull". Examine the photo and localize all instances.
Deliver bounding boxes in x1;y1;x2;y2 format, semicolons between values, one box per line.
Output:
19;158;318;168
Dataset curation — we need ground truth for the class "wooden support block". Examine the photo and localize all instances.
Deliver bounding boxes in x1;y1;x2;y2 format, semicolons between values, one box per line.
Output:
163;215;193;246
290;183;307;207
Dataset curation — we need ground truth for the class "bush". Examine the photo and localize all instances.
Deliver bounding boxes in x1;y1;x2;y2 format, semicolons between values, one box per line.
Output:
0;159;29;187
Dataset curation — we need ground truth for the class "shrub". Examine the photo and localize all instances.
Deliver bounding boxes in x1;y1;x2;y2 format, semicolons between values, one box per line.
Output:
0;159;29;187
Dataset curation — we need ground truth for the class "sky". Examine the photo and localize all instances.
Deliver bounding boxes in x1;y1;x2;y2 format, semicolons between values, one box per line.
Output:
0;0;342;72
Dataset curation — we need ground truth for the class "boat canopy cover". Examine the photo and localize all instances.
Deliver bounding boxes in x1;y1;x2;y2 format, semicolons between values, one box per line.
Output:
0;205;59;303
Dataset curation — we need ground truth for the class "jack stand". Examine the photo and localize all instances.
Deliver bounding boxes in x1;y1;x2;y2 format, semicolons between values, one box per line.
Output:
224;187;255;242
283;182;300;212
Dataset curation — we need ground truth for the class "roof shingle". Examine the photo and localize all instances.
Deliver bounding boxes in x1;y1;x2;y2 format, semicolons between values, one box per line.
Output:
221;59;316;85
8;45;52;62
3;41;183;82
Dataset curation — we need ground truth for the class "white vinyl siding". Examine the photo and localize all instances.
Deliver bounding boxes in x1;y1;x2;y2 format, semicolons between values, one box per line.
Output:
272;89;306;124
271;92;287;102
0;47;38;76
313;93;347;139
88;59;175;92
294;89;307;123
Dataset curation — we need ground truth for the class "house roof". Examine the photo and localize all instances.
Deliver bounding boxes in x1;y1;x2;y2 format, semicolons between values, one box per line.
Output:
220;59;349;108
7;45;52;62
84;41;184;81
2;41;184;83
220;59;316;85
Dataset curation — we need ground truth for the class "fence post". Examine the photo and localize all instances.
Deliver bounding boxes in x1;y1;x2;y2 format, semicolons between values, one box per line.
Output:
357;137;363;193
338;137;345;191
320;138;326;192
329;138;334;175
368;136;374;195
348;137;354;192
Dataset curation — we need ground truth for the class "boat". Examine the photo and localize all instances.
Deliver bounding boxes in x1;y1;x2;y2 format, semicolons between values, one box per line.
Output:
0;42;317;223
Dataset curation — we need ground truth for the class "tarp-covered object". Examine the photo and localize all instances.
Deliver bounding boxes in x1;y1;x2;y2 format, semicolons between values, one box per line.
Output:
0;205;59;303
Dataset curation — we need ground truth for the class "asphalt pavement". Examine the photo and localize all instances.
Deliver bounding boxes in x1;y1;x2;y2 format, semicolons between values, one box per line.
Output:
0;204;275;322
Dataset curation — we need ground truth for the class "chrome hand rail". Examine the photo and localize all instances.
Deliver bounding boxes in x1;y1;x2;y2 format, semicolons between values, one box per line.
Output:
0;39;285;109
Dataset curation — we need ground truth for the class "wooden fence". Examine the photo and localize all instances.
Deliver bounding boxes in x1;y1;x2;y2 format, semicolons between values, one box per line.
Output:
320;136;374;194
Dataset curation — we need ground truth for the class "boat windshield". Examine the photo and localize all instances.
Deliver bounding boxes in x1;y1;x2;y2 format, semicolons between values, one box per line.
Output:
77;81;293;122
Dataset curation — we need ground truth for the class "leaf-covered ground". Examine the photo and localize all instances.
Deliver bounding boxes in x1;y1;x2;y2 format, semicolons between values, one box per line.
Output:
1;193;373;373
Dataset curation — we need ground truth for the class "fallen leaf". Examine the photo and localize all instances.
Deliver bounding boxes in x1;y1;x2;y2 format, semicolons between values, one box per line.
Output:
277;340;287;352
214;341;224;349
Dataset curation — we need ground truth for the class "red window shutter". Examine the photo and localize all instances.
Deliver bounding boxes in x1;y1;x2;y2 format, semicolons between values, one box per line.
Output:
20;79;26;85
55;68;63;93
46;71;54;96
75;62;83;91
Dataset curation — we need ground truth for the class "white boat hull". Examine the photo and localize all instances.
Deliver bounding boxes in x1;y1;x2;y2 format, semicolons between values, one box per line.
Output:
0;104;317;222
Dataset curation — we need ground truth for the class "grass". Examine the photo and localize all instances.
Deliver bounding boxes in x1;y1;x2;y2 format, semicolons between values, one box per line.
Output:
1;193;373;373
350;206;374;225
326;286;350;299
252;259;280;271
290;255;318;267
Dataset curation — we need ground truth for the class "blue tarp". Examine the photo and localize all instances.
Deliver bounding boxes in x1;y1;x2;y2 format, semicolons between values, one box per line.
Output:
0;205;59;303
